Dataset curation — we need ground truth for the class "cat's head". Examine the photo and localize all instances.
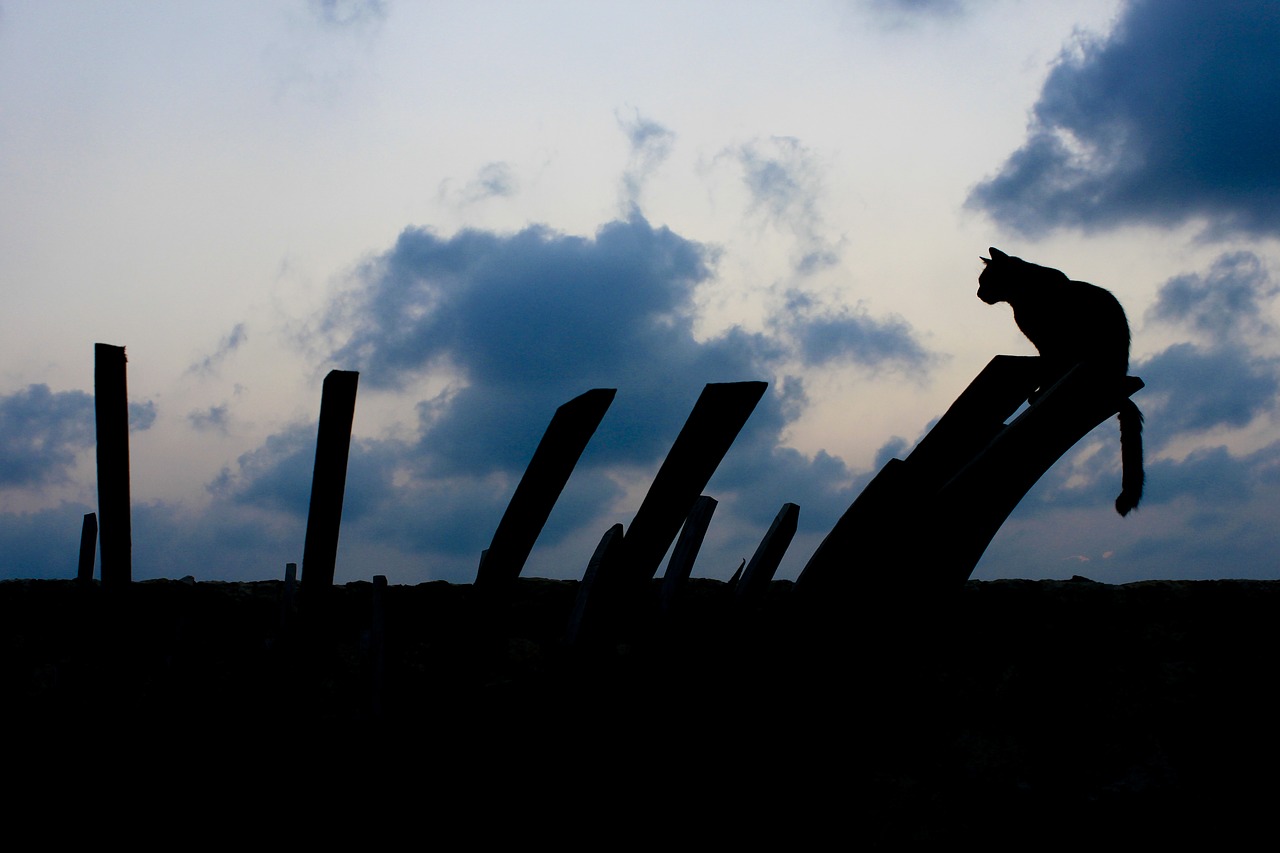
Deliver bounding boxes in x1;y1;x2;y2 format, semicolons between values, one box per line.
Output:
977;247;1066;304
977;247;1016;304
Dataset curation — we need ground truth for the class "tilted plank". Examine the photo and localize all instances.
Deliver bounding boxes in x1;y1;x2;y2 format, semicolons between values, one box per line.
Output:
735;503;800;602
618;381;767;587
475;388;616;591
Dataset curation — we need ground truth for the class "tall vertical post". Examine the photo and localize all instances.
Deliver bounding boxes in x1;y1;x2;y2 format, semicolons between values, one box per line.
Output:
300;370;359;593
94;343;132;589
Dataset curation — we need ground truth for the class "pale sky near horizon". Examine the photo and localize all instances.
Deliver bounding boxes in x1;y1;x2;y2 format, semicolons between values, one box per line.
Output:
3;0;1279;585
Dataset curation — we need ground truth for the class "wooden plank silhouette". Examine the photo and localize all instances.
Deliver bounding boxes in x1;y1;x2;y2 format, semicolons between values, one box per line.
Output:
925;365;1145;588
659;494;718;617
475;388;616;592
94;343;132;589
300;370;359;592
617;381;767;588
734;502;799;603
796;356;1143;601
77;512;97;583
564;523;624;647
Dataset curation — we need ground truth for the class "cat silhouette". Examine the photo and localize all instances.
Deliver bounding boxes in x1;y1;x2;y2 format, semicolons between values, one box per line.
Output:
979;247;1144;516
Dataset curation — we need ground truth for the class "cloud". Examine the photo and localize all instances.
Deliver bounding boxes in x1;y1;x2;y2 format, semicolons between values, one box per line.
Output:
731;137;840;273
618;112;676;211
441;162;518;207
1147;252;1277;344
0;385;94;488
188;405;232;434
187;323;248;377
0;503;92;580
1135;343;1278;442
967;0;1280;237
309;0;387;28
863;0;966;24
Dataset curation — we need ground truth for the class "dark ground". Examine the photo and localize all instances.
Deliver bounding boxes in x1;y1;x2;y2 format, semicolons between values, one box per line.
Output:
2;575;1278;843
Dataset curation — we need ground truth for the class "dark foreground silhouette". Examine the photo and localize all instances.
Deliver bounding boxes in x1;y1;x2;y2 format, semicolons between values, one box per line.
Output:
2;576;1277;843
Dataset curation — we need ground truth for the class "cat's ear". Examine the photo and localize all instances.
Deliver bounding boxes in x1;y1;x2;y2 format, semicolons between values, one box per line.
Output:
980;256;990;265
989;247;1008;259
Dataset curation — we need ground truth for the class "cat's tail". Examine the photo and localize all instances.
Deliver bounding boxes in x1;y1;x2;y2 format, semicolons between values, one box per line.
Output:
1115;398;1144;516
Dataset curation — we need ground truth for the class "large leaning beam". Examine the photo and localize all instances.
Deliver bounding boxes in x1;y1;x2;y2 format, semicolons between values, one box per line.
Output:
795;356;1143;600
924;365;1144;588
475;388;616;592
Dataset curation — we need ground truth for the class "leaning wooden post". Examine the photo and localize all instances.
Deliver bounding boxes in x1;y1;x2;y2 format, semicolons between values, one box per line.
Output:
300;370;359;593
734;502;799;603
475;388;616;592
619;381;767;588
659;495;717;618
77;512;98;583
94;343;132;589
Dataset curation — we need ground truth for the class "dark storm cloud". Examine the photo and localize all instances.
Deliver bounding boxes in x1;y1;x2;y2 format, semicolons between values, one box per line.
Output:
325;214;779;475
968;0;1280;237
1135;343;1278;441
0;385;94;487
0;386;153;489
1147;252;1277;344
0;503;90;579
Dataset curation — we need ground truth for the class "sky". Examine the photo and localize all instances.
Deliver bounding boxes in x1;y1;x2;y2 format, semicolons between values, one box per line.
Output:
2;0;1279;586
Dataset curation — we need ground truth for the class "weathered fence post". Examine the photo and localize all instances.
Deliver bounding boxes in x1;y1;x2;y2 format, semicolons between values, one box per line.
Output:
564;524;624;647
300;370;359;593
659;495;717;618
77;512;98;583
475;388;616;593
94;343;132;589
734;502;799;603
619;381;767;588
280;562;297;636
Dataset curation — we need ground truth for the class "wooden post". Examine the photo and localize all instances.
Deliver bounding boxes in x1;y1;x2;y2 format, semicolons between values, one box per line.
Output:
659;495;717;617
300;370;359;592
94;343;132;589
475;388;616;592
619;381;766;588
735;502;799;602
564;524;624;647
77;512;97;582
280;562;297;636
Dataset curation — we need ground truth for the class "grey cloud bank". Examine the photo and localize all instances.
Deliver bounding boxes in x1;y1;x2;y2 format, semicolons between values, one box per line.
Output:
968;0;1280;237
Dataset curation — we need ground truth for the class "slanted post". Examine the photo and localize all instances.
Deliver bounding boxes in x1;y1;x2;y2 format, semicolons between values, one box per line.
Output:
619;381;767;588
564;524;624;647
735;502;799;603
475;388;616;592
659;495;717;618
77;512;98;582
300;370;359;593
94;343;132;589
